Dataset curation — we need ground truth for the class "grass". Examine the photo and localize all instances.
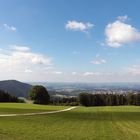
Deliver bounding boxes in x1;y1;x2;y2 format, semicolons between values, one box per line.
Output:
0;104;140;140
0;103;68;114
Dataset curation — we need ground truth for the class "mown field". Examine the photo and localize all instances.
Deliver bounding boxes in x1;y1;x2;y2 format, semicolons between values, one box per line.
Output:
0;104;140;140
0;103;67;114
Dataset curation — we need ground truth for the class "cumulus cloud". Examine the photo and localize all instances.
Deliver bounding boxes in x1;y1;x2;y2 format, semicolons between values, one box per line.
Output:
65;20;94;32
0;45;52;74
3;24;17;32
10;47;52;65
105;15;140;47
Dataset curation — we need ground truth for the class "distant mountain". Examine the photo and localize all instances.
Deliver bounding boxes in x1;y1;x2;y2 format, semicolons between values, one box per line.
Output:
0;80;32;97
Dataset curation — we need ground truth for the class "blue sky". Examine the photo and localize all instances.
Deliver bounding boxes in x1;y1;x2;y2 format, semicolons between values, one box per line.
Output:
0;0;140;82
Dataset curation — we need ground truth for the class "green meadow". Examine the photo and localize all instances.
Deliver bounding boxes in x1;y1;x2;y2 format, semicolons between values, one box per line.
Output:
0;103;140;140
0;103;67;114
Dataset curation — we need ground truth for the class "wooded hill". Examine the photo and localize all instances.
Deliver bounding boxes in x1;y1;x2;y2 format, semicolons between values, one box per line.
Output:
0;80;32;97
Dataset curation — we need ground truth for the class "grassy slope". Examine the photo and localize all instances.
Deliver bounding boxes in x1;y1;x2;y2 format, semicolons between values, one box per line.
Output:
0;105;140;140
0;103;68;114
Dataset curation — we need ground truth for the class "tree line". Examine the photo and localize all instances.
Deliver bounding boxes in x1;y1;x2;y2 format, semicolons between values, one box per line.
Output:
79;93;140;106
29;85;140;106
0;90;20;102
50;96;79;106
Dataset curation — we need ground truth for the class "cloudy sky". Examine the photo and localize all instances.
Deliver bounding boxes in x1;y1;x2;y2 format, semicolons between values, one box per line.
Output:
0;0;140;82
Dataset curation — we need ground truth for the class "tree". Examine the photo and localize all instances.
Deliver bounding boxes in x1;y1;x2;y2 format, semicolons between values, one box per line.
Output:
127;93;135;105
79;93;91;106
135;93;140;106
0;90;19;102
29;85;50;104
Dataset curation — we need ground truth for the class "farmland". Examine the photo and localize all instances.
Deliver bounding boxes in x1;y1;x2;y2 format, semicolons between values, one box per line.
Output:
0;104;140;140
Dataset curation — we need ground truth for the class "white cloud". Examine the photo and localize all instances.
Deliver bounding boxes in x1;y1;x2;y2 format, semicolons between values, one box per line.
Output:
83;72;93;76
105;16;140;48
65;20;94;32
10;47;52;65
53;71;63;74
0;54;9;65
10;45;30;52
3;24;17;32
91;59;106;65
72;72;77;75
91;54;107;65
24;69;32;73
125;65;140;75
117;15;128;22
44;66;54;70
83;72;102;76
0;45;52;74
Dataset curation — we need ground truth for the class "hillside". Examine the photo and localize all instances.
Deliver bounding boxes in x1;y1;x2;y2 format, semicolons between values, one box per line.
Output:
0;80;32;97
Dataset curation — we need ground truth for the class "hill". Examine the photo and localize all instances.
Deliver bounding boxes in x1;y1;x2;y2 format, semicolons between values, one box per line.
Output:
0;80;32;97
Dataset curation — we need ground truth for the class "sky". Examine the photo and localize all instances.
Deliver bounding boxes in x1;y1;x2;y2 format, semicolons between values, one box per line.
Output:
0;0;140;82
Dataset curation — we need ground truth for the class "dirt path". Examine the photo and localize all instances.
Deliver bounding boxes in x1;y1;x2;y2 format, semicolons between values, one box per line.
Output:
0;106;77;117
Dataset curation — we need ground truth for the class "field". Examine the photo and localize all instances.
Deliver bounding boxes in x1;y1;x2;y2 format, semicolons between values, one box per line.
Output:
0;103;67;114
0;104;140;140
